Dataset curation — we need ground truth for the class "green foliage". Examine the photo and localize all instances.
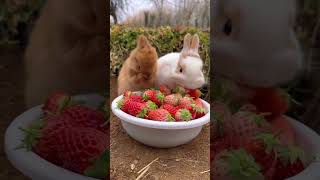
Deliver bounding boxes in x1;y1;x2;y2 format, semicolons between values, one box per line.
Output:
110;25;209;77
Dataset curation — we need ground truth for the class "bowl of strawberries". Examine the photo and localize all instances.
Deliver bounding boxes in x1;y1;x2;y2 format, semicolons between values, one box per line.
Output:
5;92;109;180
111;85;210;148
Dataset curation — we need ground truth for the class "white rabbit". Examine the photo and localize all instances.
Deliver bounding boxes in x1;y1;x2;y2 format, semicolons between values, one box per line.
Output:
156;33;206;89
212;0;303;88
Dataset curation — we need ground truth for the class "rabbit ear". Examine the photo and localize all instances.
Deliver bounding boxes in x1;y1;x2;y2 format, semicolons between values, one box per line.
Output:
137;35;150;49
181;33;192;57
190;34;200;55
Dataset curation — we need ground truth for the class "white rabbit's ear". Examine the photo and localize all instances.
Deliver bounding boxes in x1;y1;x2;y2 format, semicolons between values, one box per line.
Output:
190;34;200;55
181;33;192;57
137;35;150;49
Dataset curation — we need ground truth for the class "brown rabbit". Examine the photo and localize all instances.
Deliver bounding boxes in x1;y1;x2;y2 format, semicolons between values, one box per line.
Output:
117;35;158;95
25;0;106;108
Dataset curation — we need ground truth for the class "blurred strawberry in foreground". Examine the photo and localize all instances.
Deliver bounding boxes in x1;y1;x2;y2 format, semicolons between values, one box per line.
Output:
19;91;109;179
249;88;290;120
42;91;71;116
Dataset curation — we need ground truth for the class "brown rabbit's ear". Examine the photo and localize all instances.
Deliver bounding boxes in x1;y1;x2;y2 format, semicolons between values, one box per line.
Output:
181;33;192;57
137;35;150;49
190;34;200;54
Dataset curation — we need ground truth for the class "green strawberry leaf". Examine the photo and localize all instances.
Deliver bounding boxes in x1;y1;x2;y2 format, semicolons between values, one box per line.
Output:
223;149;263;180
84;150;110;179
253;133;280;154
17;119;45;151
276;145;304;165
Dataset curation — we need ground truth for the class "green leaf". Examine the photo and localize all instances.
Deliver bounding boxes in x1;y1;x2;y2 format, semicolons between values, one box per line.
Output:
84;150;110;179
223;149;263;180
18;119;45;151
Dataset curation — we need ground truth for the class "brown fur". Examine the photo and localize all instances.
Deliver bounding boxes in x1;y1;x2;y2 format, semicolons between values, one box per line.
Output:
117;35;158;95
25;0;106;107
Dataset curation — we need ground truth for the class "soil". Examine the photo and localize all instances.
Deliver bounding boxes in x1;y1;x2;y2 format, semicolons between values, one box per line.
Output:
110;77;210;180
0;47;29;179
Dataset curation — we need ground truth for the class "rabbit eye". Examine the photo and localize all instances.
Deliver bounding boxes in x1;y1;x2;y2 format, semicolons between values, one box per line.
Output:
223;19;232;36
179;67;183;73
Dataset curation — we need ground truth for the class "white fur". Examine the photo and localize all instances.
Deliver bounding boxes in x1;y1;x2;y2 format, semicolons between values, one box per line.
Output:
212;0;303;87
156;34;205;89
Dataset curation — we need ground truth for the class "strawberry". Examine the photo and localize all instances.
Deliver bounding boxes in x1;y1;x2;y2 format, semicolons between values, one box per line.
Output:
164;93;182;106
226;111;271;147
159;85;171;95
62;106;107;132
142;89;156;101
271;145;304;180
147;109;175;122
162;104;179;117
249;88;290;120
42;91;71;116
172;85;187;96
210;137;232;162
145;100;158;110
123;90;132;98
270;116;295;145
188;89;202;99
56;127;108;174
129;95;143;103
143;90;164;105
123;100;147;118
117;98;129;113
179;96;194;110
175;109;192;121
212;149;264;180
243;133;280;178
191;98;206;119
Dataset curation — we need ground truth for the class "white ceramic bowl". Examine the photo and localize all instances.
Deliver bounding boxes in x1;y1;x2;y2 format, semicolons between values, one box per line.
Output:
5;94;104;180
111;95;211;148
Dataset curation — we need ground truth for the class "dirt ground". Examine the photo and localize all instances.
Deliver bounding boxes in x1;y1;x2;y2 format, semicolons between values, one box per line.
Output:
110;77;210;180
0;47;29;179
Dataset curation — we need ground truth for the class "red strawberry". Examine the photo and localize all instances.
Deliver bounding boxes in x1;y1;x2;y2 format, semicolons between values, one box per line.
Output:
123;90;132;98
159;85;171;95
117;98;129;113
142;89;156;100
273;160;304;180
249;88;290;120
162;104;179;117
191;98;206;119
175;109;192;121
188;89;202;99
243;133;280;179
143;90;164;105
210;137;231;163
179;96;194;110
122;100;147;118
42;91;71;116
56;127;108;174
129;95;143;102
62;106;106;132
226;111;271;147
164;93;182;106
270;116;295;145
273;146;305;180
147;109;174;121
212;149;264;180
